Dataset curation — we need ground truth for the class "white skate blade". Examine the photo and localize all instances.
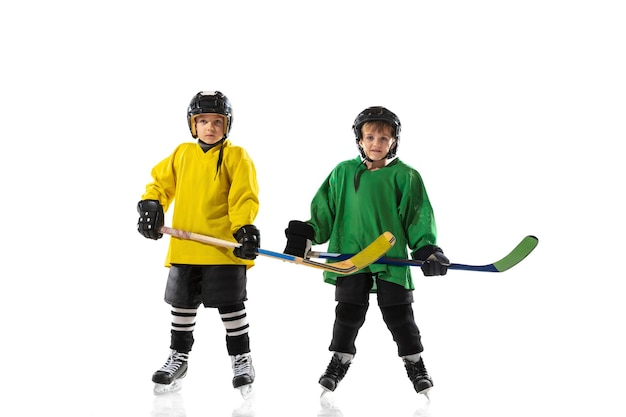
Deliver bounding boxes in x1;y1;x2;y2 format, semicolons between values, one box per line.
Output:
238;383;254;400
419;387;432;401
153;379;183;395
320;389;340;409
413;391;432;417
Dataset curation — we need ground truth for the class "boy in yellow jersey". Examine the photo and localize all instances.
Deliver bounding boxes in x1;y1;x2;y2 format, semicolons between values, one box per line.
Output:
283;106;449;397
137;91;260;396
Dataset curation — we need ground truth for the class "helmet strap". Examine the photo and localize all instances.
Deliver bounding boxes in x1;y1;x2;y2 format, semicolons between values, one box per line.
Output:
214;138;226;180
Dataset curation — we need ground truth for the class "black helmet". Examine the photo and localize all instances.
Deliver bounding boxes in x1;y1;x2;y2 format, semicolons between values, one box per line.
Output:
187;91;233;138
352;106;401;159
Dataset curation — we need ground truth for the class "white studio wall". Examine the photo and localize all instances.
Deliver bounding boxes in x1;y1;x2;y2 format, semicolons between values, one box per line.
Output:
1;1;624;416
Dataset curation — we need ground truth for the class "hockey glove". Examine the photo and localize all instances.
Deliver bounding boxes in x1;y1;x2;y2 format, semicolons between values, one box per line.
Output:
283;220;315;258
137;200;164;240
233;225;260;260
412;245;450;276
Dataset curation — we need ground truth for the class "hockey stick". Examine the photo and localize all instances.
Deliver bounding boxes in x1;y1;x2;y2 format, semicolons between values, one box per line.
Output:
159;226;396;275
309;235;538;273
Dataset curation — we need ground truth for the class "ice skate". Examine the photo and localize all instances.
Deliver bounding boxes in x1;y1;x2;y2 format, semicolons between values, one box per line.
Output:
231;353;255;399
152;349;189;395
404;357;433;398
319;353;352;393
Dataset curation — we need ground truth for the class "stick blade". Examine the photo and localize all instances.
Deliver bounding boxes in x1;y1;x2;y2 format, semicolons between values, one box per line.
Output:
329;231;396;272
491;235;539;272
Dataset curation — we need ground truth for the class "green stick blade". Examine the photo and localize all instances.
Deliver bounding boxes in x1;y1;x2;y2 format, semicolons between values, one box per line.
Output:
492;235;539;272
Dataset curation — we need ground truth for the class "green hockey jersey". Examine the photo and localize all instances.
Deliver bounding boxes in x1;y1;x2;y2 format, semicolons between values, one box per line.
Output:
307;157;438;291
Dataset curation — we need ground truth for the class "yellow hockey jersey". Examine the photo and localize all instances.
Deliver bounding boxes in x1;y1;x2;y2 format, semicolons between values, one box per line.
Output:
142;140;259;268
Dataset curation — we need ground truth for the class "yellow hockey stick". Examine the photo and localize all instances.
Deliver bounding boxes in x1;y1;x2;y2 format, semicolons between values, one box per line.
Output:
159;226;395;275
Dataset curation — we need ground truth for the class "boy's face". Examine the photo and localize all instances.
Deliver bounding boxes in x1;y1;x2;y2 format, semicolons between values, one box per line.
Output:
359;124;396;162
195;113;226;145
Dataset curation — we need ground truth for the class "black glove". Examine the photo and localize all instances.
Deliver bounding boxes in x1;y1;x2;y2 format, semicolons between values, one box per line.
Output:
137;200;164;240
412;245;450;276
233;225;260;260
284;220;315;257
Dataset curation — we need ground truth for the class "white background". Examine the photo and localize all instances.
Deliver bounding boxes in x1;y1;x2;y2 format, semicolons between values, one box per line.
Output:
1;1;624;416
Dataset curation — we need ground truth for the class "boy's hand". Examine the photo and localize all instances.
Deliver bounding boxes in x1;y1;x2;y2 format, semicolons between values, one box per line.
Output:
284;220;315;258
412;245;450;276
234;225;260;260
137;200;164;240
421;251;450;276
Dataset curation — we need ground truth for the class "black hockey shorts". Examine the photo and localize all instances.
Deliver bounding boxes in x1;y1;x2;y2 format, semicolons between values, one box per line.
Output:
165;264;247;308
335;273;414;307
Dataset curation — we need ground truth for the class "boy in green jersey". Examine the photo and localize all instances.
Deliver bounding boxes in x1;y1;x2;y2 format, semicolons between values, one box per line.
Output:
283;106;449;396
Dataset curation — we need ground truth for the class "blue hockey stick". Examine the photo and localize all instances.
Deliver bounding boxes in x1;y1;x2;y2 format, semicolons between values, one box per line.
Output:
309;235;538;273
